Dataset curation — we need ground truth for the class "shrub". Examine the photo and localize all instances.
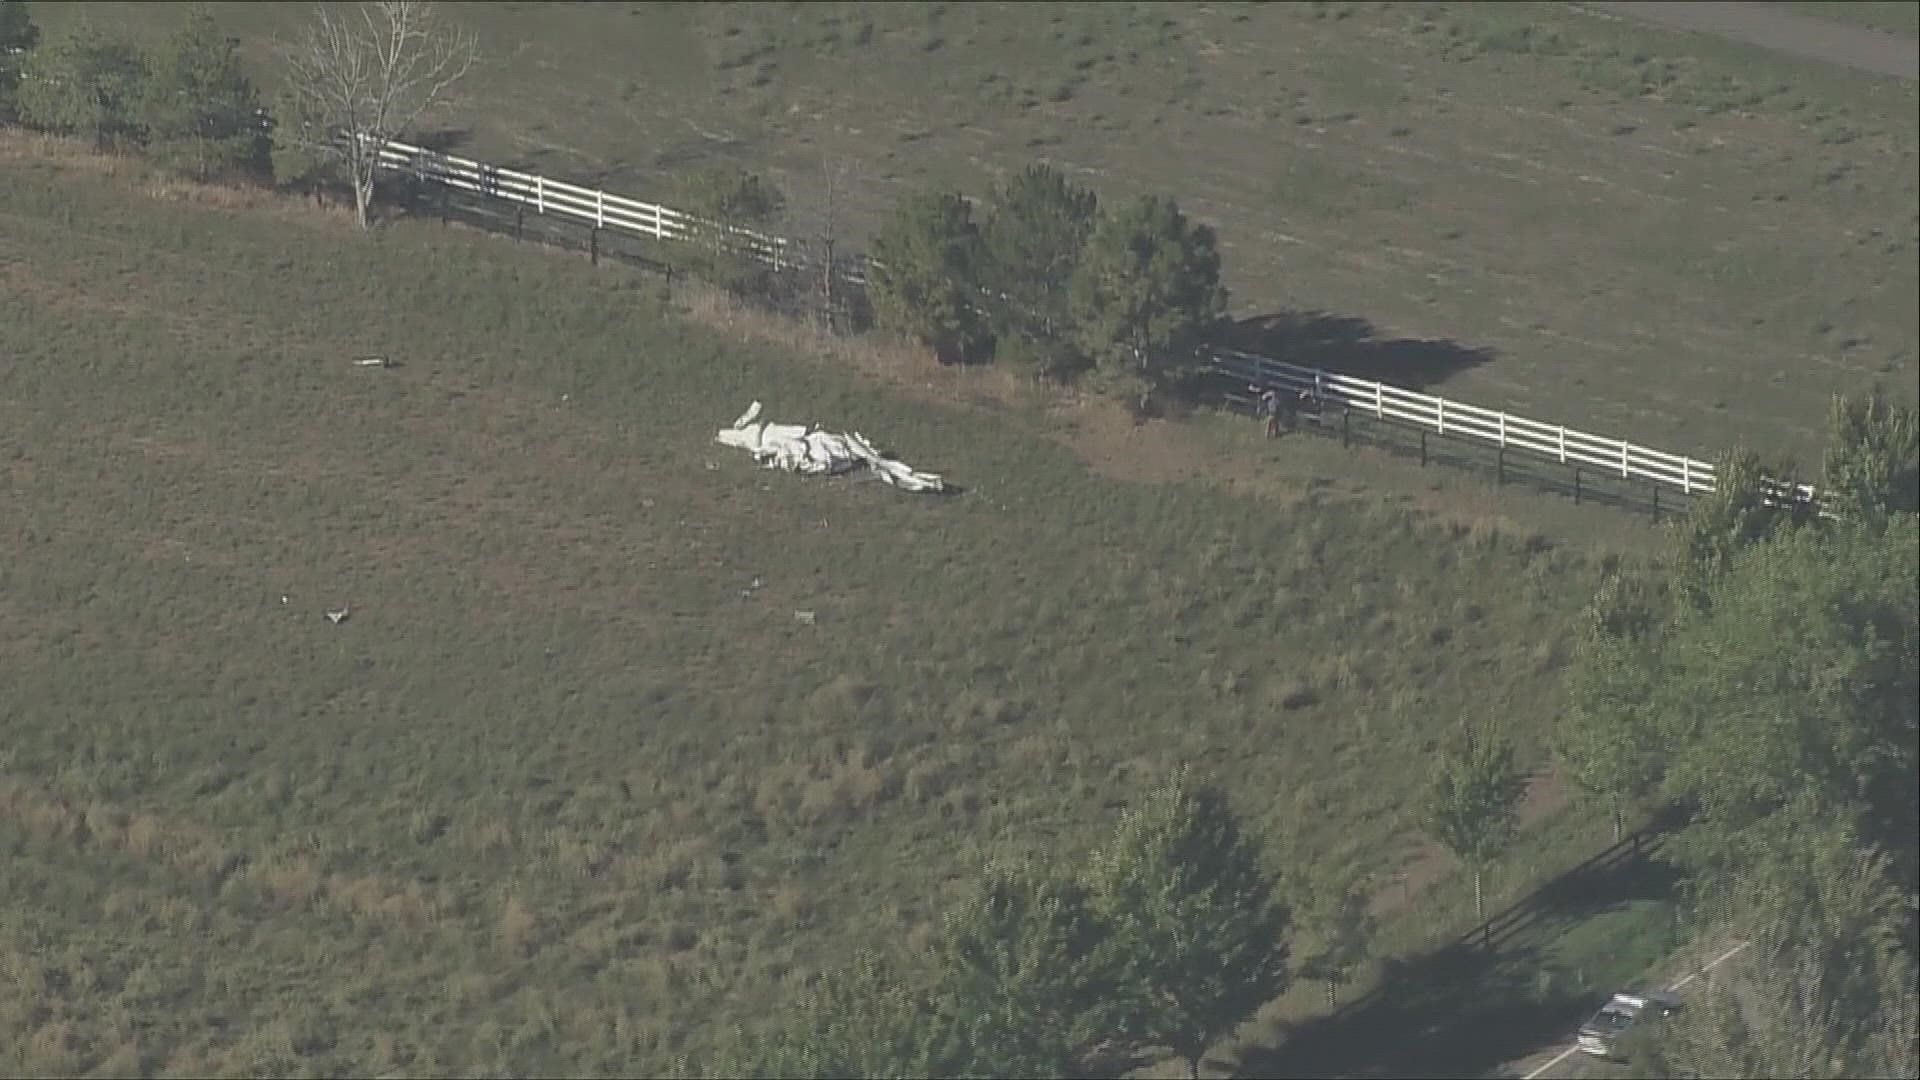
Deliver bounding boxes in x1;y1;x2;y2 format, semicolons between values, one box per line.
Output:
139;6;269;181
0;0;41;123
1069;193;1228;388
17;19;150;150
868;189;991;364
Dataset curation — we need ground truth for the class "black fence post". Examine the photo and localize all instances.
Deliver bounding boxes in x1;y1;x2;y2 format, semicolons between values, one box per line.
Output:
1651;483;1660;520
1342;409;1351;449
1420;430;1428;467
590;226;600;267
440;184;449;226
1574;467;1582;505
515;205;524;242
1497;447;1505;486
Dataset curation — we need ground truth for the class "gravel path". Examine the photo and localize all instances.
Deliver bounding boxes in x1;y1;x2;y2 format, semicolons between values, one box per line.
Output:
1582;2;1918;81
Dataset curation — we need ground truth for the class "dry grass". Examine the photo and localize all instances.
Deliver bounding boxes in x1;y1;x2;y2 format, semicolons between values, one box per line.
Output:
0;130;1677;1076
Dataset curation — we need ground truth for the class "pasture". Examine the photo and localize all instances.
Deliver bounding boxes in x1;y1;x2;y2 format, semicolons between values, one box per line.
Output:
31;0;1920;468
0;135;1635;1076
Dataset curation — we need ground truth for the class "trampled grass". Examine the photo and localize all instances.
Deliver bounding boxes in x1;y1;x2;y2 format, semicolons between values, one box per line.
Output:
31;0;1919;469
0;141;1626;1075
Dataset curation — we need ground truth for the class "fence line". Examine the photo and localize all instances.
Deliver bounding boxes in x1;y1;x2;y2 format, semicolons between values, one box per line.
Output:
1205;348;1824;513
363;134;1826;516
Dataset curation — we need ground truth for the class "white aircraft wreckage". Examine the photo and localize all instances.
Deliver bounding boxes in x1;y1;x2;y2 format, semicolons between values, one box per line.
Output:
715;401;948;494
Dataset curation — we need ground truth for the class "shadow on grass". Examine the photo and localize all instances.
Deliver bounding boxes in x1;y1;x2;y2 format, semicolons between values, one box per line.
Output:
1221;311;1495;392
412;127;474;154
1242;810;1689;1079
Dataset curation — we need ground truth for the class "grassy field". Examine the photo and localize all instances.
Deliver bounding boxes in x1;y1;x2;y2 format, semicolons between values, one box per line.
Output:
0;133;1654;1076
29;0;1919;473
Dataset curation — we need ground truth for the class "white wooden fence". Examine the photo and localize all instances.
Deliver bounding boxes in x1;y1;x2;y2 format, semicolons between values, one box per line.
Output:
1208;347;1821;511
368;136;873;282
364;135;1825;516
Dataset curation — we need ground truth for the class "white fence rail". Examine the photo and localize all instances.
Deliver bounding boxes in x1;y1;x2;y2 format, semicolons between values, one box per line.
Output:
1209;347;1823;512
363;135;1825;516
369;136;873;281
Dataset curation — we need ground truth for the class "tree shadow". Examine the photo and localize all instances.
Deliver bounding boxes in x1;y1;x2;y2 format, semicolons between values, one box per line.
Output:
1220;311;1494;392
1240;815;1689;1079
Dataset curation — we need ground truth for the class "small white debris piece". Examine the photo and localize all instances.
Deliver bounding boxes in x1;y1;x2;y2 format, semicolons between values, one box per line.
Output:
794;610;816;625
352;355;392;368
714;400;946;493
280;594;290;605
324;605;350;625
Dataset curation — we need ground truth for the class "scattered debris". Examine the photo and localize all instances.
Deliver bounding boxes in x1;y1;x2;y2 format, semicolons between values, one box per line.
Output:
280;594;290;605
325;605;351;625
715;401;947;493
352;355;393;368
793;610;816;625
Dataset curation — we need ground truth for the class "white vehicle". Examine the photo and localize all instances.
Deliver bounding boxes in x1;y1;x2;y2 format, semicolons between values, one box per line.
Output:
1577;990;1682;1060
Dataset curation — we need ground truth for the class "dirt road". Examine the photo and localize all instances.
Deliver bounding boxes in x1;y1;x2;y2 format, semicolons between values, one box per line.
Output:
1583;2;1918;80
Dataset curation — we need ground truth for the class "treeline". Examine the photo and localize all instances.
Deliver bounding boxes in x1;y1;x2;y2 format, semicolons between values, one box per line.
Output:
676;157;1233;419
0;4;269;183
864;171;1228;411
0;2;1232;415
1553;390;1919;1075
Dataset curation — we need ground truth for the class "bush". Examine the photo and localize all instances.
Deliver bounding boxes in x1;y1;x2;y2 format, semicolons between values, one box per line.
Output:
981;163;1099;378
868;190;992;364
139;6;270;182
1069;194;1228;388
16;19;149;150
0;0;41;123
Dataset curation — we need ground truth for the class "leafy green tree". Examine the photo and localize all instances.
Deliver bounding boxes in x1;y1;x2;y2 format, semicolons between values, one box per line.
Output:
1290;860;1375;1009
1672;446;1811;609
1554;570;1671;841
1423;725;1527;922
139;6;268;181
1822;386;1920;530
1087;767;1290;1080
868;189;991;363
0;0;41;123
16;19;149;150
925;865;1122;1078
982;163;1100;376
1068;194;1228;384
1640;805;1919;1079
1651;518;1918;855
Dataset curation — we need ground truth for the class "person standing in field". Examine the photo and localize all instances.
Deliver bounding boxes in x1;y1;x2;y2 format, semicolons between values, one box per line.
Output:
1252;384;1283;439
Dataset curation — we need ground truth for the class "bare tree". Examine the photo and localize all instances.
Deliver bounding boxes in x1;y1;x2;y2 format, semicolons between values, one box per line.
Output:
788;152;857;333
276;2;477;229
